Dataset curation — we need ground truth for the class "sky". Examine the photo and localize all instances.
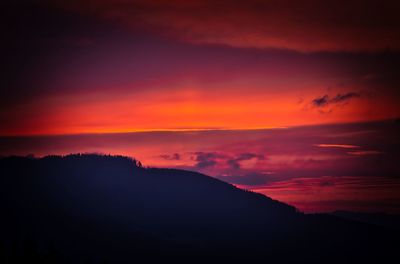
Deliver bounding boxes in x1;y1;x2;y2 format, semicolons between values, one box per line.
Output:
1;0;400;213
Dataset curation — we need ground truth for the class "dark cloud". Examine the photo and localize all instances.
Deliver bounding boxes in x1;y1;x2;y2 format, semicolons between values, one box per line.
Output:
195;159;217;169
193;152;224;169
192;151;264;170
319;181;335;187
331;92;360;103
58;0;400;52
312;95;329;107
312;92;360;108
226;153;265;170
226;159;240;170
236;153;265;161
159;153;180;160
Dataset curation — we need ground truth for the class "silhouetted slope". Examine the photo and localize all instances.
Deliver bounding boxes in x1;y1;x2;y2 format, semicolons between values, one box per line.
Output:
0;154;398;263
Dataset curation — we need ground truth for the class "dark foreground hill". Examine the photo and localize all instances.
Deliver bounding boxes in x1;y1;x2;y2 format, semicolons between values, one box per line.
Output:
332;211;400;230
0;154;398;263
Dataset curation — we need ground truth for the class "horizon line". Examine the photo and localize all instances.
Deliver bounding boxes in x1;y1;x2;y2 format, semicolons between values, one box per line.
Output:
0;118;398;138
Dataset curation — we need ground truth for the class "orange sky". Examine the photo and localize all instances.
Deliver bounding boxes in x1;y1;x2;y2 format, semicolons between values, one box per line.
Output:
1;0;399;136
2;80;399;136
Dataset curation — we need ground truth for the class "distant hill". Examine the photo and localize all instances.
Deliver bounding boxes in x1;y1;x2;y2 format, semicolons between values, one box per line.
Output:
332;211;400;230
0;154;398;263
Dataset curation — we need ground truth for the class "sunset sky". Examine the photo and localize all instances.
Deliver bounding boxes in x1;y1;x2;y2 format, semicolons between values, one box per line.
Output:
1;0;400;212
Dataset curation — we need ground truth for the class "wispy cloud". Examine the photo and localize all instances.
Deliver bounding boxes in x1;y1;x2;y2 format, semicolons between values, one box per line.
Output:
347;150;383;156
311;92;360;108
315;144;360;149
331;92;360;103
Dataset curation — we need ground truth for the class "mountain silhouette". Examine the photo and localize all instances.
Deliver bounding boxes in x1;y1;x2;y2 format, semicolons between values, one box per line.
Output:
0;154;398;263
